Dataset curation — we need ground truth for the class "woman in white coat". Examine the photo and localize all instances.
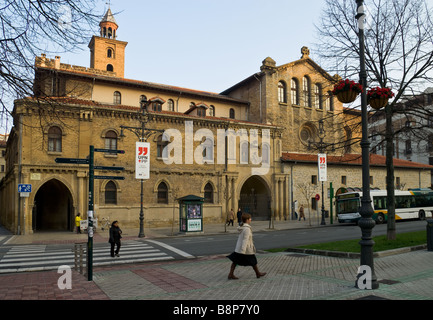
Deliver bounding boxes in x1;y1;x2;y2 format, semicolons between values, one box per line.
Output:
227;213;266;279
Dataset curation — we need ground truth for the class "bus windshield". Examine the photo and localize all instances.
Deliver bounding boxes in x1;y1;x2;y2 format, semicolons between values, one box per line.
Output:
337;198;360;215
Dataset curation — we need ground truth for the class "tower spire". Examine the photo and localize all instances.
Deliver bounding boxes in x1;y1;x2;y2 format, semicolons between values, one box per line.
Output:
88;4;127;78
100;7;118;39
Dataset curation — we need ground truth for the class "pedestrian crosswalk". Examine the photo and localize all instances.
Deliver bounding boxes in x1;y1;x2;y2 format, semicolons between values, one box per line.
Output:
0;240;189;273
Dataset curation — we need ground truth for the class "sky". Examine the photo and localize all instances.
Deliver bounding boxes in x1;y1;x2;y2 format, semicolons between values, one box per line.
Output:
59;0;328;94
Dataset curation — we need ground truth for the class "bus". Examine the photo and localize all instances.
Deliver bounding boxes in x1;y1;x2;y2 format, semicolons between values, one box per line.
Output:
336;188;433;224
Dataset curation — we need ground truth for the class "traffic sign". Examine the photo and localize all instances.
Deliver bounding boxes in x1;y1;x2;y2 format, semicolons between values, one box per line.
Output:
18;184;32;193
55;158;89;164
315;194;320;201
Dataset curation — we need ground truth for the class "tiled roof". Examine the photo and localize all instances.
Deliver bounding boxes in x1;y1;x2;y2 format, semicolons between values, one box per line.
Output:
35;64;249;105
281;152;433;169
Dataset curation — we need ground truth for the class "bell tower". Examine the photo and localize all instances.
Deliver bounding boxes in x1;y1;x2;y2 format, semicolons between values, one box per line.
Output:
88;7;128;78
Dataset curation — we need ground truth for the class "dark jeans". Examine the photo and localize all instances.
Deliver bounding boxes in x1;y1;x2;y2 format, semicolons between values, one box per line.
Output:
110;241;121;257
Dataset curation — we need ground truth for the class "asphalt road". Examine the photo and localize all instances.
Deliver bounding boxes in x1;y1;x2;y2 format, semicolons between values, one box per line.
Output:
153;220;428;256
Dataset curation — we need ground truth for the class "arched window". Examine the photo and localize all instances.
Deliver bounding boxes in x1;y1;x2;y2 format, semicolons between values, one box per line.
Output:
202;137;214;162
105;181;117;204
229;108;235;119
204;183;213;203
209;105;215;117
48;126;62;152
291;78;299;105
156;134;168;159
314;83;323;109
113;91;121;104
326;91;334;111
107;48;114;58
157;182;168;204
167;99;174;111
278;81;287;103
107;64;114;72
105;130;118;150
303;77;311;107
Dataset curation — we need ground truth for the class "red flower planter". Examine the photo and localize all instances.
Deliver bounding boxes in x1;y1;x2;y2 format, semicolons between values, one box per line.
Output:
369;98;389;110
336;90;358;103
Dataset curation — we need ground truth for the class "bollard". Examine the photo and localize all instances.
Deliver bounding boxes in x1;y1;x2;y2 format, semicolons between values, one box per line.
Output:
74;243;86;274
427;219;433;252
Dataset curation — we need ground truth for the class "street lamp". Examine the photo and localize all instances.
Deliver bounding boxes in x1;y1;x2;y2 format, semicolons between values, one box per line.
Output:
355;0;379;289
310;119;329;226
318;120;326;226
119;97;164;238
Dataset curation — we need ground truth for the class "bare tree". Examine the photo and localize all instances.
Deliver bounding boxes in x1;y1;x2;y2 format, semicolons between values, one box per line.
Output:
0;0;100;128
315;0;433;240
296;182;319;226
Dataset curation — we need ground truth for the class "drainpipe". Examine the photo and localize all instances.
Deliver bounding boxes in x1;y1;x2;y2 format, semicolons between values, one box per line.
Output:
17;114;23;234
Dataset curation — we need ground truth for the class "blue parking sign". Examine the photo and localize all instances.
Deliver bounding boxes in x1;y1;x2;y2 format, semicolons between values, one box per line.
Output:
18;184;32;193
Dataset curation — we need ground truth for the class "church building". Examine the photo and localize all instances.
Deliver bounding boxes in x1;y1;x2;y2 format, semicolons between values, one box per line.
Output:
1;8;431;234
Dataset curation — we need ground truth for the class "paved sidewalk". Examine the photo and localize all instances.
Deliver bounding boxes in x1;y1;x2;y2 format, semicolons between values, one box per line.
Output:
2;218;320;245
1;219;433;303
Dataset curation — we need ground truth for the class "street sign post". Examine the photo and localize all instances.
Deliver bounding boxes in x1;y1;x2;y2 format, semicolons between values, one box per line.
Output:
18;184;32;198
18;184;32;193
94;148;125;154
55;147;125;281
55;158;89;164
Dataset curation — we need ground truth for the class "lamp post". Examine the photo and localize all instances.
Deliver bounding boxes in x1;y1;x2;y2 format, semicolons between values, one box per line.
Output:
318;120;326;226
355;0;379;289
311;119;328;226
120;97;164;238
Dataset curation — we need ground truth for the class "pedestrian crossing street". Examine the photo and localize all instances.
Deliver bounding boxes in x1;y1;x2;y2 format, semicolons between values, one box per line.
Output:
0;240;193;273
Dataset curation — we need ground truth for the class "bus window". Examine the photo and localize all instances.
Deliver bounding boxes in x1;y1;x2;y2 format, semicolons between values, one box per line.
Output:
373;196;387;210
337;198;360;214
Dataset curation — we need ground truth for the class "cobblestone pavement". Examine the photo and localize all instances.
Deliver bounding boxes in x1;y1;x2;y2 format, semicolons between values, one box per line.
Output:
1;250;432;303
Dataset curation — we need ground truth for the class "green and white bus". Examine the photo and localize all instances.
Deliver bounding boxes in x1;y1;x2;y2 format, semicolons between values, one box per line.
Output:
336;188;433;224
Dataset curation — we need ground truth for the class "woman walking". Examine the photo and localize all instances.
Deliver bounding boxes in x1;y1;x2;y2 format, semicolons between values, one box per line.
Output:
227;213;266;279
109;221;122;257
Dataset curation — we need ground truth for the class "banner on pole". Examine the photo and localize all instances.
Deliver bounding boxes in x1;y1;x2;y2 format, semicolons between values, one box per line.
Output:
136;142;150;179
318;153;327;182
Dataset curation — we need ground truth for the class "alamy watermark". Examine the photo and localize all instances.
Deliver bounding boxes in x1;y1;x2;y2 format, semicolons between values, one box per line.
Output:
162;121;271;176
57;265;72;290
356;265;372;290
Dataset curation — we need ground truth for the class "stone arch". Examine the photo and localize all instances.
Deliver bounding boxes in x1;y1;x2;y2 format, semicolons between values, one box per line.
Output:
32;178;75;231
238;175;272;220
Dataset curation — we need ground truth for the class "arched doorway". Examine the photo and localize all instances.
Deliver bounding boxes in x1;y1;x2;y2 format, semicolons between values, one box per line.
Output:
33;179;74;231
239;176;271;220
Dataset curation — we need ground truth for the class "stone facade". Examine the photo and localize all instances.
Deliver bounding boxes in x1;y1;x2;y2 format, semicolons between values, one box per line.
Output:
0;8;432;234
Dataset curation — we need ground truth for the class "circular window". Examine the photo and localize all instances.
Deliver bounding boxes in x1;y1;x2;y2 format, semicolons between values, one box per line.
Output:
300;127;311;142
299;123;317;145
